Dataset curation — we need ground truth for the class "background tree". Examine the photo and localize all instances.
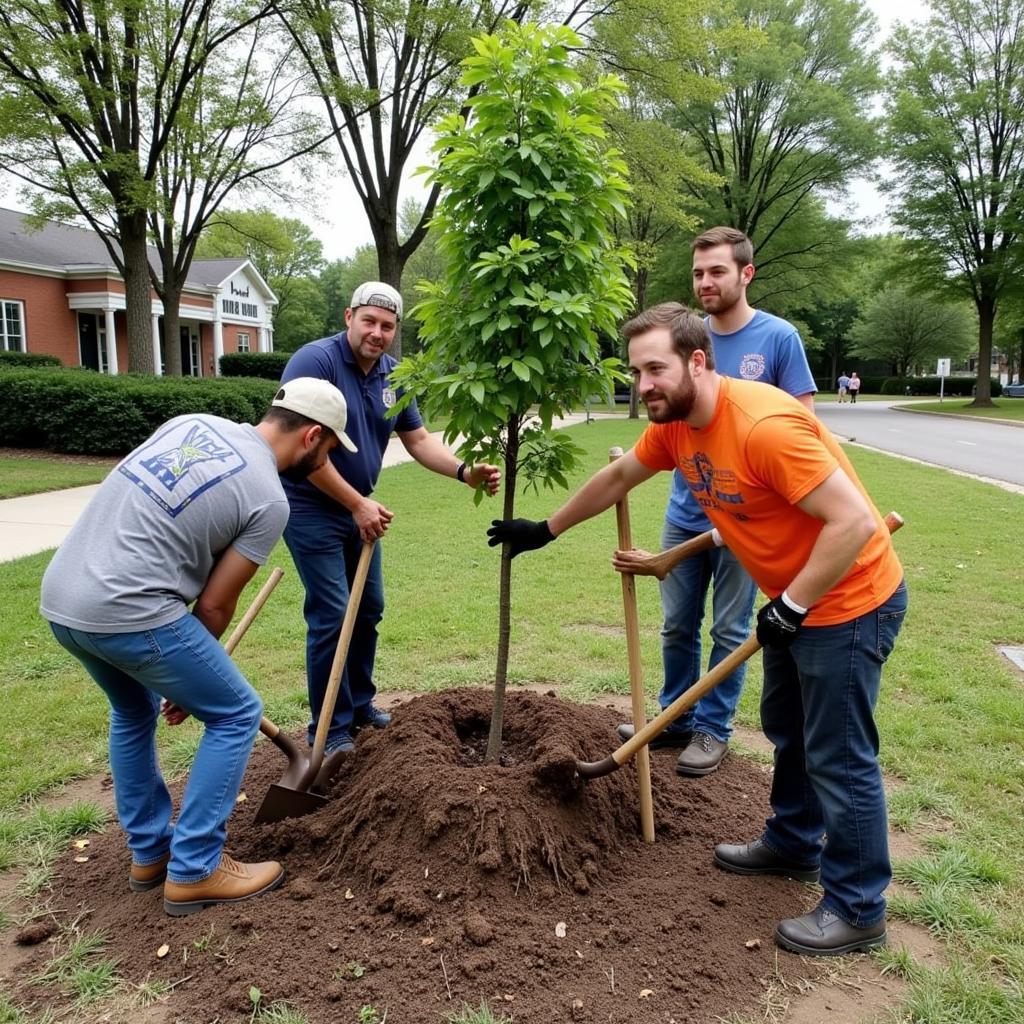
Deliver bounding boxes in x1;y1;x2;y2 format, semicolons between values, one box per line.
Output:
389;22;634;760
276;0;536;354
648;0;879;316
886;0;1024;405
0;0;273;373
195;207;327;351
147;19;323;373
850;286;975;377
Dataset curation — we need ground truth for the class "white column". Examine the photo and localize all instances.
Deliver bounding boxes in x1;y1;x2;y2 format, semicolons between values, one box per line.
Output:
104;307;119;375
213;317;224;376
151;314;162;376
266;325;274;353
257;325;266;353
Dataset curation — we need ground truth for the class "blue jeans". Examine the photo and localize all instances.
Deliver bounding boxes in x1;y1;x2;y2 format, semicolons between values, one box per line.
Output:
760;581;908;926
658;521;758;740
283;505;385;746
49;615;262;883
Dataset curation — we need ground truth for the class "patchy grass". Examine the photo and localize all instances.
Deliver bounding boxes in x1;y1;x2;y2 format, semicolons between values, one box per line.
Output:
0;419;1021;1021
444;1001;514;1023
0;457;112;499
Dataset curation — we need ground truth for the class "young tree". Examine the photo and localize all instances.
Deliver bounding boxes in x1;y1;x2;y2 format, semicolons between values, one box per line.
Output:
850;286;974;377
389;22;634;760
886;0;1024;405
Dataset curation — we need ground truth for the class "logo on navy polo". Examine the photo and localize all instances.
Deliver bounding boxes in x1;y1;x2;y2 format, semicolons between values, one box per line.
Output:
119;418;246;517
382;387;396;409
738;353;766;379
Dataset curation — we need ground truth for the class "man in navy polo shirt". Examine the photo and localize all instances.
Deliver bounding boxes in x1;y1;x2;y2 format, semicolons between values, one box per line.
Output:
280;282;500;755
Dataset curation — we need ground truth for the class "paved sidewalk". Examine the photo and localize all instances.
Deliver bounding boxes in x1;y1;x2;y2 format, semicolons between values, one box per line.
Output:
0;411;620;563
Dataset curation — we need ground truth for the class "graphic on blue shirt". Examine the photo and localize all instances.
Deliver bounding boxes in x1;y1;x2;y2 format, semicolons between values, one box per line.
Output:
119;418;247;517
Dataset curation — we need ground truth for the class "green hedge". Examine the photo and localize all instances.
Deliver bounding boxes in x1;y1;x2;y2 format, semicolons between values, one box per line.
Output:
0;350;61;368
0;369;278;455
879;376;1002;397
219;351;289;379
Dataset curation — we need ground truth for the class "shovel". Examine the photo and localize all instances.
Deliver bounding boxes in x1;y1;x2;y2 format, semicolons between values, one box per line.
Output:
578;511;905;779
220;568;308;780
255;538;376;824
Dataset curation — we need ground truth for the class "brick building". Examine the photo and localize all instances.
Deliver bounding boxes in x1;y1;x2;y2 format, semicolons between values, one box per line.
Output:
0;208;277;375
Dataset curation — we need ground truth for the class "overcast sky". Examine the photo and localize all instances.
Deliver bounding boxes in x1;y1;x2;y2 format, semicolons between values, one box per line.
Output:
0;0;933;263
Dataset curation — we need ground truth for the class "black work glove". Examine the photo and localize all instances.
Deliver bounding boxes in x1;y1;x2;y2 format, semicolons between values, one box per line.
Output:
756;595;808;649
486;518;555;559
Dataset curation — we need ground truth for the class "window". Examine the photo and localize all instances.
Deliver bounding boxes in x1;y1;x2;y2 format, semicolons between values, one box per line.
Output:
237;332;250;353
1;300;25;351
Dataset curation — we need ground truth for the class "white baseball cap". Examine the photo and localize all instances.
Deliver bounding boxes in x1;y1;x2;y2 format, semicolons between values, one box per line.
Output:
350;280;403;320
272;378;358;452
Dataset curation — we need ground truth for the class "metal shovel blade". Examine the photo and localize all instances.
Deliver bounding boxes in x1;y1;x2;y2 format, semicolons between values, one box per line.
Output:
254;784;328;824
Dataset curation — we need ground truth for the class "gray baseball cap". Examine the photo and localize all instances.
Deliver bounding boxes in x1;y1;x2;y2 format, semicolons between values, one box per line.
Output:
350;281;402;320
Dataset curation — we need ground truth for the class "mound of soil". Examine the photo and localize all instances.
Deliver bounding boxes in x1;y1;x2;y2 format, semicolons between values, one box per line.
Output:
6;691;820;1023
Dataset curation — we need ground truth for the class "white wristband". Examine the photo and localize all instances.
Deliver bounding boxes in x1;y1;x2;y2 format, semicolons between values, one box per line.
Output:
710;528;724;547
780;589;808;615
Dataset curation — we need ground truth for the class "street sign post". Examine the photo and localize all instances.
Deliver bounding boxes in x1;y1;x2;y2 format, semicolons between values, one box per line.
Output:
937;358;951;402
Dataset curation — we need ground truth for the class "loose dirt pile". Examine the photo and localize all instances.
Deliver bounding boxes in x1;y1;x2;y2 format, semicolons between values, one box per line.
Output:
7;690;821;1023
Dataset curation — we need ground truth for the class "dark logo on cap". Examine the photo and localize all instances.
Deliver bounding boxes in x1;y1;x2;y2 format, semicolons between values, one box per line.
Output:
275;387;286;400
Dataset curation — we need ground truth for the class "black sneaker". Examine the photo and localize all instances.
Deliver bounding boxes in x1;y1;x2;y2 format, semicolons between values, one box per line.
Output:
775;904;886;956
615;722;692;750
354;704;391;730
713;838;820;883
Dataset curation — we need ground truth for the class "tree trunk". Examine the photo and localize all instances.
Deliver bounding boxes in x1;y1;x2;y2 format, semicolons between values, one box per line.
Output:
485;414;520;763
161;279;184;378
120;217;156;374
972;297;995;406
374;220;405;359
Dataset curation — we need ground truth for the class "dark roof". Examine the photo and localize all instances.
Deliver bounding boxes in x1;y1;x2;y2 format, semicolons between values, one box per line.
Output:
0;207;247;290
187;258;249;287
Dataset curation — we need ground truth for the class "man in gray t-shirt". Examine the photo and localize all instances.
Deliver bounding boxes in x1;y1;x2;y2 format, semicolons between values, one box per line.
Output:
41;378;355;916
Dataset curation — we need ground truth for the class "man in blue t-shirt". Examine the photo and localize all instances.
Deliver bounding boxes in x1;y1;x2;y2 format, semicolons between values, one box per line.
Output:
617;228;816;775
281;282;500;757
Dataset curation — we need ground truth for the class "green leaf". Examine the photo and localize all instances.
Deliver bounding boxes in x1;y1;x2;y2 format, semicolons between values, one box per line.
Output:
528;199;544;218
511;359;530;381
469;381;485;403
478;168;495;189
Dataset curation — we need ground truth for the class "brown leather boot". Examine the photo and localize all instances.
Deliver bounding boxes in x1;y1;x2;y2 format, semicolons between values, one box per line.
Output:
163;854;284;916
129;852;171;892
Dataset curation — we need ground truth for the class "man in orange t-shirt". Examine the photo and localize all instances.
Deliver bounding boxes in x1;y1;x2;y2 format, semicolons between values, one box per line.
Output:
487;302;908;957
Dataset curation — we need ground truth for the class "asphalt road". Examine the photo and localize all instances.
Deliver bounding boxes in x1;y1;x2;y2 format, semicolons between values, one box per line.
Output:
815;401;1024;489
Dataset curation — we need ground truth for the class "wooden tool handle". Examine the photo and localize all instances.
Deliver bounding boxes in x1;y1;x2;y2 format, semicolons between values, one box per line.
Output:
609;447;655;842
309;539;376;772
224;567;285;655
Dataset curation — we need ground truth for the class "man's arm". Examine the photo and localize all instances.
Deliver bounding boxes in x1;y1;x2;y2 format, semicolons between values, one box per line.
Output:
304;461;394;541
548;450;656;536
193;547;262;639
397;426;500;495
489;449;658;556
784;468;877;609
796;393;815;412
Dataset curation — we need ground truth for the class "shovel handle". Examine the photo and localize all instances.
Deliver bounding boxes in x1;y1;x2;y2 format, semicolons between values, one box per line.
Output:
224;567;285;655
577;510;905;779
308;539;376;778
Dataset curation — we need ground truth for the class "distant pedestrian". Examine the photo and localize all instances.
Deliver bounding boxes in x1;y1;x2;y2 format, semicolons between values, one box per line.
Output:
848;372;861;403
837;372;851;402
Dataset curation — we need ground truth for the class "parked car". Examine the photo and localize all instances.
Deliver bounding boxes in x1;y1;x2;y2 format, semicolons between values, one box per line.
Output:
1005;382;1024;397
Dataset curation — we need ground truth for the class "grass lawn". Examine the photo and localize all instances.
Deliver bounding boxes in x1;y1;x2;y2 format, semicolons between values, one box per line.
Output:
901;398;1024;421
0;456;114;499
1;420;1022;1021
